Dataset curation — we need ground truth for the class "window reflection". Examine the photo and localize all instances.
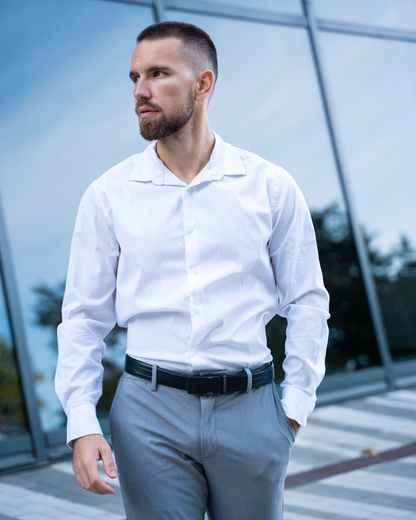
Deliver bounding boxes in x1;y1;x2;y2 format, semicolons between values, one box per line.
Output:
0;270;28;439
191;0;302;15
320;32;416;362
167;10;380;377
313;0;416;32
0;0;154;432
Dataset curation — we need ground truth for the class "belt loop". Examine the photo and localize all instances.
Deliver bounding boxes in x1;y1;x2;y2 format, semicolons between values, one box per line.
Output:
244;368;252;393
150;364;158;391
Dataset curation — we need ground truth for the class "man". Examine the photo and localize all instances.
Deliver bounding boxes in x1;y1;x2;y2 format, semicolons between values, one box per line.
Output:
56;21;329;520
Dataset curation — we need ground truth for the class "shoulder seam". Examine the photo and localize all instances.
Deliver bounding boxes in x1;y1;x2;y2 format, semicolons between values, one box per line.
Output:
91;182;116;236
270;167;282;215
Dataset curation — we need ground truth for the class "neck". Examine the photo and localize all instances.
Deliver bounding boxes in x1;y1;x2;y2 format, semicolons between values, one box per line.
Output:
155;112;215;185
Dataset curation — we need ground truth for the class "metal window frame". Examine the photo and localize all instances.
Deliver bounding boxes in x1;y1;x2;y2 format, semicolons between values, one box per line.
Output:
301;0;397;387
4;0;416;470
0;195;48;465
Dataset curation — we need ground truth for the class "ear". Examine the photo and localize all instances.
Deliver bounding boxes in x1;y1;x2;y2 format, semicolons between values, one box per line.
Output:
195;70;215;102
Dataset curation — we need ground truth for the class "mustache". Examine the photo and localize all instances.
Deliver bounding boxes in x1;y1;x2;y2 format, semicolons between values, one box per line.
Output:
135;100;162;117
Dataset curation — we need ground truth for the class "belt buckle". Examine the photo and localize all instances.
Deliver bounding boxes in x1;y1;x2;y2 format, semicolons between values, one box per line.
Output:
186;375;223;395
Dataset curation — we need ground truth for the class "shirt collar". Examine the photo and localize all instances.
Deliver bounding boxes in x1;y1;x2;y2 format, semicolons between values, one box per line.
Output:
129;131;246;185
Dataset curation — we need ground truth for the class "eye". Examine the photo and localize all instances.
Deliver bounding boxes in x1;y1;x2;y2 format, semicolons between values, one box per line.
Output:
153;71;165;77
131;75;139;83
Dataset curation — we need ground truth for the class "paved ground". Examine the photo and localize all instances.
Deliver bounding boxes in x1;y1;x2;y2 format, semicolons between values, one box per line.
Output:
0;387;415;519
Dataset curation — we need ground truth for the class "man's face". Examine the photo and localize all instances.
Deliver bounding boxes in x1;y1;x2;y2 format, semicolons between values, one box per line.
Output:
130;38;196;141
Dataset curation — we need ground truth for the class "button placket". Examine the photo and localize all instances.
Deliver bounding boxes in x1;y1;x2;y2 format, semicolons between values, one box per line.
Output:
182;187;205;364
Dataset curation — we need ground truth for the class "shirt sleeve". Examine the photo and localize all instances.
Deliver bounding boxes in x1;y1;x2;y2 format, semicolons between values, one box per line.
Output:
55;182;120;447
269;168;330;427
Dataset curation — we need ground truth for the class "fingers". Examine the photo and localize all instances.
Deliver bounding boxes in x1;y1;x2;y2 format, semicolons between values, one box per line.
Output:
101;443;117;479
288;418;300;435
85;463;116;495
76;464;112;495
73;434;116;495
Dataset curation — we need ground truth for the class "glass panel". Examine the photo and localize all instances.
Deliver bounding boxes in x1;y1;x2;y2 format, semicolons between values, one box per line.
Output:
0;0;154;431
192;0;302;15
0;269;28;440
320;33;416;363
167;10;380;377
313;0;416;32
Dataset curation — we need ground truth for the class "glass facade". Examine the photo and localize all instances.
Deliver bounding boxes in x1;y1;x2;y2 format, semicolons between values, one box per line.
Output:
0;0;415;470
320;32;416;362
193;0;303;15
314;0;416;31
0;0;154;433
0;271;27;440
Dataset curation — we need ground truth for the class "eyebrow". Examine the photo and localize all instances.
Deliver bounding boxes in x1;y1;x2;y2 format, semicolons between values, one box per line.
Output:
129;65;172;79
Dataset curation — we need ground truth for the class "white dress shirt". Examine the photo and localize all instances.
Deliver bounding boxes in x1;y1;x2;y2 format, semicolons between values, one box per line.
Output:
56;132;329;446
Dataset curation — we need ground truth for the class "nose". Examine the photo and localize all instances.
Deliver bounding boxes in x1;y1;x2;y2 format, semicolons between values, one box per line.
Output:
134;78;150;100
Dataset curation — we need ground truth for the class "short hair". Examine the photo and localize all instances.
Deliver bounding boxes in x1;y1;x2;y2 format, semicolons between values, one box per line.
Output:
136;21;218;85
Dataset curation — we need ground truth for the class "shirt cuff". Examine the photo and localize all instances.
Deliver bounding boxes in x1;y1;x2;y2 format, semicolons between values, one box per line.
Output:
280;385;316;428
67;403;103;449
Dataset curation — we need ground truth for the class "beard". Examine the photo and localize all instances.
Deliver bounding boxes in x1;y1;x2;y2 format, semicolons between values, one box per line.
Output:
136;90;195;141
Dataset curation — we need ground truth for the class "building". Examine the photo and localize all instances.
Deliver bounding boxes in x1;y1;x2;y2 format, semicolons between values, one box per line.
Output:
0;0;415;472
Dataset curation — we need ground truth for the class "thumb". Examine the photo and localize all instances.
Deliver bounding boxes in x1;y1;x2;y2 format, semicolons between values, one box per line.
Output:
101;443;117;478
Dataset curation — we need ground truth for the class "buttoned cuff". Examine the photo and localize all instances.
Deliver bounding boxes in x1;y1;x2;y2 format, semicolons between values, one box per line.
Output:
280;385;316;428
67;403;103;449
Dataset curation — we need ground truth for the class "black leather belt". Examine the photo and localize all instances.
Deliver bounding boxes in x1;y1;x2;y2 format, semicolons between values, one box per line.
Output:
125;355;274;395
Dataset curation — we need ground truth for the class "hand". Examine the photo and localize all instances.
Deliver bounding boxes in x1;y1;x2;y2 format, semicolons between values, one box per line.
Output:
288;418;300;435
73;434;117;495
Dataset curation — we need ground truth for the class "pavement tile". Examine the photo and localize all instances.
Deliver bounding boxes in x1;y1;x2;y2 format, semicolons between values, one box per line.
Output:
368;512;412;520
296;482;416;513
15;514;49;520
1;467;125;515
383;390;416;404
13;502;66;518
0;492;21;507
366;459;416;478
0;482;124;520
284;487;413;518
284;512;326;520
365;394;416;411
59;514;96;520
343;400;416;420
0;505;19;518
321;469;416;497
306;417;415;444
294;423;400;452
310;405;416;437
284;504;357;520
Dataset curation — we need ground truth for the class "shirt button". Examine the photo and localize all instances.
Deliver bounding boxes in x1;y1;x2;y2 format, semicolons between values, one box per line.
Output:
192;268;198;274
193;348;198;354
193;307;200;314
187;226;195;233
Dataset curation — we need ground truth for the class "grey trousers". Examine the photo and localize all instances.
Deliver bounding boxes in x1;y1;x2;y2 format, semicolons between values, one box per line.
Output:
109;370;295;520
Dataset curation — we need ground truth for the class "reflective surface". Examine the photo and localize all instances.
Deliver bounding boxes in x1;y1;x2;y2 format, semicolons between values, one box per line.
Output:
193;0;302;15
320;33;416;361
168;10;380;377
3;0;411;445
0;270;28;439
313;0;416;32
0;0;154;431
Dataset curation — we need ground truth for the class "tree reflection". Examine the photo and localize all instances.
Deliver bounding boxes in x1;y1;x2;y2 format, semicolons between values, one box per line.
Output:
33;282;125;416
267;202;416;379
32;201;416;399
0;338;38;437
369;235;416;360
